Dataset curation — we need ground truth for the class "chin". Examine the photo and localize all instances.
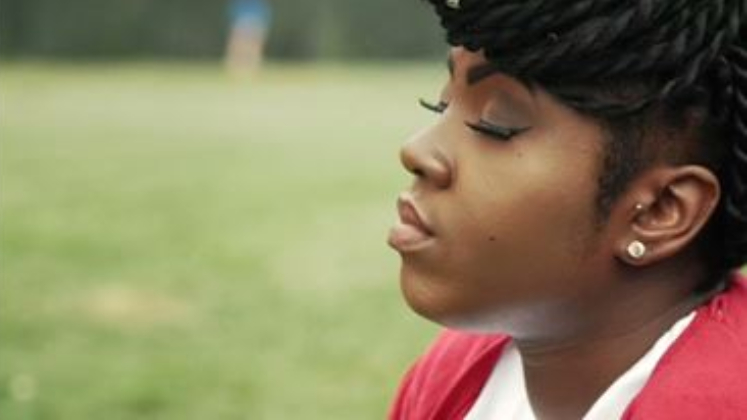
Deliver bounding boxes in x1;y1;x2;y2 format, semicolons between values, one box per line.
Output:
400;269;506;334
400;268;449;322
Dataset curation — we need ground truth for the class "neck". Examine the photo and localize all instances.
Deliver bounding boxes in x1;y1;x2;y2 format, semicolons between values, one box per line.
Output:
513;268;715;420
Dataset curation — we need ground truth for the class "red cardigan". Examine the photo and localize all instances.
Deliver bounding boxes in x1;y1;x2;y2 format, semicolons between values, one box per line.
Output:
389;278;747;419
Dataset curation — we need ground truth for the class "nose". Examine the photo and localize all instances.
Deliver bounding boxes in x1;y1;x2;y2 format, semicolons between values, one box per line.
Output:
399;127;453;189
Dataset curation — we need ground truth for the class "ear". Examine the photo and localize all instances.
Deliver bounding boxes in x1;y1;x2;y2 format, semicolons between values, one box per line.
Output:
614;165;720;266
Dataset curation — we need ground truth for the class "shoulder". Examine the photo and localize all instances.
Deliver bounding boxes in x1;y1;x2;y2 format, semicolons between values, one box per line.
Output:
389;329;510;420
624;275;747;419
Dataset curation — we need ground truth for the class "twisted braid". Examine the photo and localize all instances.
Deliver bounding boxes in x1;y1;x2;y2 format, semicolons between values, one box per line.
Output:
425;0;747;280
723;44;747;269
431;0;744;105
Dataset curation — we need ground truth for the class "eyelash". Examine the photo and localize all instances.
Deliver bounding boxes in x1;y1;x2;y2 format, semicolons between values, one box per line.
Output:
418;99;528;141
418;98;448;114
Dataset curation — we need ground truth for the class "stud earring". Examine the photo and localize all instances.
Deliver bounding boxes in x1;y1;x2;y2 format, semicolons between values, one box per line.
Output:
634;203;646;212
446;0;460;9
626;240;647;260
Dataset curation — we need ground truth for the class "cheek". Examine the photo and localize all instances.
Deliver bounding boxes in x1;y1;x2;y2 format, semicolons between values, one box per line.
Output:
446;151;600;291
465;155;595;243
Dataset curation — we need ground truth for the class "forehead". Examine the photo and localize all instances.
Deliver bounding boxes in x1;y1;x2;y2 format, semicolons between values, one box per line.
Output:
449;47;485;71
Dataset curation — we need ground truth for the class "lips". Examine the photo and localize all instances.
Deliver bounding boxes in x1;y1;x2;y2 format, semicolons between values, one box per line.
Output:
388;195;435;252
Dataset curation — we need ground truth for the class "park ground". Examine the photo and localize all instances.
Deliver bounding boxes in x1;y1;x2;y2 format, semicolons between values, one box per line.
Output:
1;61;443;419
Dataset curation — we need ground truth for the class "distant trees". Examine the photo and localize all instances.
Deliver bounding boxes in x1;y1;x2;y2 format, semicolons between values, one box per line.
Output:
0;0;444;59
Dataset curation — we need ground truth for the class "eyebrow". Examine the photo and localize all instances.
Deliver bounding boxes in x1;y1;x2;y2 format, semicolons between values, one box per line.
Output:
447;54;502;86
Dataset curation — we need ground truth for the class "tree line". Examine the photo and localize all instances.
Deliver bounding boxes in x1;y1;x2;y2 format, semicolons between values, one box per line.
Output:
0;0;445;59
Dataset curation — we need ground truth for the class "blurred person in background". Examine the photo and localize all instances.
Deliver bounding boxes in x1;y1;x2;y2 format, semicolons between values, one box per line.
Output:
225;0;272;77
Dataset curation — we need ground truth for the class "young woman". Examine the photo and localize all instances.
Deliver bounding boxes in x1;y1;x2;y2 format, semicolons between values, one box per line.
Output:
387;1;747;419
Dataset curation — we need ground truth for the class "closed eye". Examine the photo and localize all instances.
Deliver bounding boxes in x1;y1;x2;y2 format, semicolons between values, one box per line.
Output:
466;120;529;142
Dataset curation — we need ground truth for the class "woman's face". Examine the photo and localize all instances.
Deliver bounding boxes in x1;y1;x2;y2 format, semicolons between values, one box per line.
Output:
388;48;613;334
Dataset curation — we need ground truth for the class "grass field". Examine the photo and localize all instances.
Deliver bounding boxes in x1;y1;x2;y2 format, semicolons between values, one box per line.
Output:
0;61;444;419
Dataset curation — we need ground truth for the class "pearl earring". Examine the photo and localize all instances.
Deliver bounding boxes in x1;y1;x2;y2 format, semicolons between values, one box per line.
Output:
446;0;460;9
627;240;647;259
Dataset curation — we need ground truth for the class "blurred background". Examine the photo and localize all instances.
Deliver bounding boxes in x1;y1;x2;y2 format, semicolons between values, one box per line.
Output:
0;1;447;418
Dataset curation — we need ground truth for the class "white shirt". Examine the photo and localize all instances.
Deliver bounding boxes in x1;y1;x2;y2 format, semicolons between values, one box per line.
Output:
464;313;696;420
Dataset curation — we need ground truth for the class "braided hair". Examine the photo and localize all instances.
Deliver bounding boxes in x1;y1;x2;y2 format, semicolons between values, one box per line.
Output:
424;0;747;288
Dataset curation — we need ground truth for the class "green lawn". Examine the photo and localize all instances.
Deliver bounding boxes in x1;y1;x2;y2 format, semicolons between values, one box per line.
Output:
0;61;443;419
